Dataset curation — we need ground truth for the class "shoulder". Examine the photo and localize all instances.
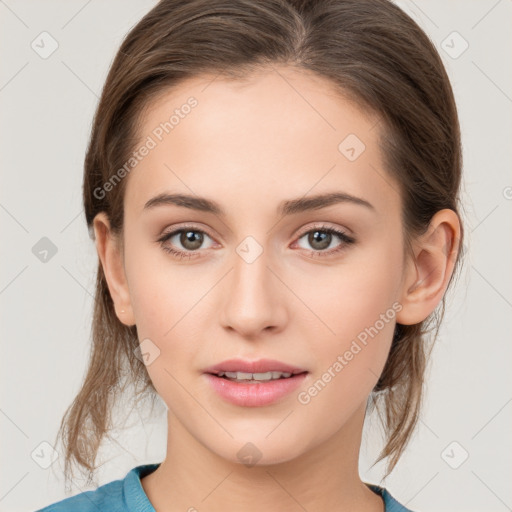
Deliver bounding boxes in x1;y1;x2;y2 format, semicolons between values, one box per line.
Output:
34;463;161;512
366;483;417;512
34;479;124;512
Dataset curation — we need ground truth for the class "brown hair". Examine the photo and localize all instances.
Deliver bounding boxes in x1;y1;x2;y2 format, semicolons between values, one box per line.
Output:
54;0;466;488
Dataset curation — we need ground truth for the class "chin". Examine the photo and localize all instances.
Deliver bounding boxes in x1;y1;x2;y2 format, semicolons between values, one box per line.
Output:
211;435;308;468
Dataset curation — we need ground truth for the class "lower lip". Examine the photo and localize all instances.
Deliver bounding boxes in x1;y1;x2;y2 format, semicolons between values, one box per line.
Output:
204;373;308;407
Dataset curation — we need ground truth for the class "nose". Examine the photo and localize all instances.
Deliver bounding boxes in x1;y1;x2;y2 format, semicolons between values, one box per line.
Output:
219;244;288;339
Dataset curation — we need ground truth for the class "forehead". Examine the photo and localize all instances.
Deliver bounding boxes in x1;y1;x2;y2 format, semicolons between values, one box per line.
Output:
124;66;400;222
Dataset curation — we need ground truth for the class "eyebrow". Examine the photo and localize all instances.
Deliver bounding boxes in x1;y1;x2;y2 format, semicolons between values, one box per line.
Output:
143;191;375;217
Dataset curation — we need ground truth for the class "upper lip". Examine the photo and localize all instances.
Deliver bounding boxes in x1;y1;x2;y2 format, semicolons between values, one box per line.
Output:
203;358;308;375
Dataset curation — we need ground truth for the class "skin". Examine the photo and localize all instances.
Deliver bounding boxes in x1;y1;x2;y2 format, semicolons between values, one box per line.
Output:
93;65;460;512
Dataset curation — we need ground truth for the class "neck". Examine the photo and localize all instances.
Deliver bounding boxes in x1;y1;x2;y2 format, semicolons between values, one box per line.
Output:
141;402;384;512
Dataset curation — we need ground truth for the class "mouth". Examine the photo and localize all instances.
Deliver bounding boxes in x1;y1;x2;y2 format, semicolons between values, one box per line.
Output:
203;358;308;381
202;358;309;406
208;370;308;383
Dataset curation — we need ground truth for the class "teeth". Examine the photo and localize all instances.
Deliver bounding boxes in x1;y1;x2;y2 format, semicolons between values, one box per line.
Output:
218;371;293;381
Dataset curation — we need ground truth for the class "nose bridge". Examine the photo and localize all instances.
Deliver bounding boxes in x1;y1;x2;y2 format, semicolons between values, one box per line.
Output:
221;236;286;335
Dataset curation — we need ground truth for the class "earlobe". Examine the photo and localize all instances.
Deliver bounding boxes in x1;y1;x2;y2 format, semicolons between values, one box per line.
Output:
396;209;461;326
92;212;136;327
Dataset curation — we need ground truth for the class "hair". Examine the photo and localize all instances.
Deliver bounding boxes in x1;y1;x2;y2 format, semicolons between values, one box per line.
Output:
54;0;466;489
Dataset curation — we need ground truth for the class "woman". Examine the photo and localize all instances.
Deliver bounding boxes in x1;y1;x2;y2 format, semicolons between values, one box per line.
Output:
36;0;464;510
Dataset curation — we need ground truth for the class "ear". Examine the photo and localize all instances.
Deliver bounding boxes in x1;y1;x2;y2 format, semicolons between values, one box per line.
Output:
93;212;136;327
396;209;461;326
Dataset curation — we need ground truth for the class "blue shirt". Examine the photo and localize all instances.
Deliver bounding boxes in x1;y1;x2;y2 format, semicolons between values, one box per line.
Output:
35;463;415;511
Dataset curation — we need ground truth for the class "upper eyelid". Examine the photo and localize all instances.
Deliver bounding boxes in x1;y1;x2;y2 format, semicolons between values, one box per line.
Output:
160;222;213;236
159;222;351;246
296;222;351;236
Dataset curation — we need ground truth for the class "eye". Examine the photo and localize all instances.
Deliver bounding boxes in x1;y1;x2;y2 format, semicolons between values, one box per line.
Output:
294;224;356;257
157;226;215;259
157;223;356;260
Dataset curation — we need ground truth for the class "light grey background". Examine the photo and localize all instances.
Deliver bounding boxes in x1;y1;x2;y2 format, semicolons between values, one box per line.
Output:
1;1;511;511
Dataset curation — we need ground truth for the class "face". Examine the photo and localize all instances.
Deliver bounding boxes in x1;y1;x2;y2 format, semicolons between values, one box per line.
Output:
108;66;409;465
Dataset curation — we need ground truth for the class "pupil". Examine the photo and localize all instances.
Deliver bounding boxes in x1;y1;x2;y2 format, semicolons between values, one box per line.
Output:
309;231;330;250
181;230;203;250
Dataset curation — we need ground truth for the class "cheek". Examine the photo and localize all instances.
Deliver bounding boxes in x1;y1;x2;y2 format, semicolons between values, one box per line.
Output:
123;233;196;337
123;241;209;385
293;273;398;435
290;242;402;396
293;246;402;347
125;255;201;409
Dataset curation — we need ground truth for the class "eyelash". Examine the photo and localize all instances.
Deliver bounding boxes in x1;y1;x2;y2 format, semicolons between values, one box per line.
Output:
157;224;356;260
